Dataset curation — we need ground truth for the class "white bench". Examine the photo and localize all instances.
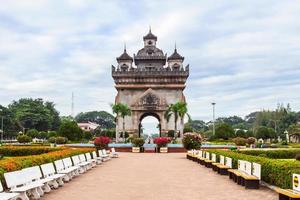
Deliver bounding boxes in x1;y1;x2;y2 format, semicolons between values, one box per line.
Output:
85;152;97;167
111;148;119;158
79;154;93;170
0;182;19;200
4;170;44;200
40;163;66;187
99;150;110;161
92;151;103;165
72;155;88;173
62;157;80;177
54;159;75;181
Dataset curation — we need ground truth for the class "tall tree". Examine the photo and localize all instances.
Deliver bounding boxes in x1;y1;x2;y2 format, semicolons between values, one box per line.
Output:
178;102;190;137
75;111;115;129
112;103;131;141
8;98;55;131
164;101;187;139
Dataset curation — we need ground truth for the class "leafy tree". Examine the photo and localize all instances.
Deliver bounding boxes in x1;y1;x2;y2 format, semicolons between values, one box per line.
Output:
215;123;235;140
185;120;208;132
45;102;60;130
235;129;247;138
216;116;244;127
288;123;300;135
255;126;276;139
75;111;115;129
0;105;18;137
26;129;39;138
58;119;83;141
112;103;131;141
8;98;60;131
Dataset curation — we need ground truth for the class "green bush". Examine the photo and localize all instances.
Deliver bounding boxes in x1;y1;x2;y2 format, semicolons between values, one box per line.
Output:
215;123;235;140
239;149;300;159
131;137;145;147
55;137;68;144
207;149;300;188
17;135;32;143
48;137;56;143
182;132;202;150
232;137;247;146
167;130;175;138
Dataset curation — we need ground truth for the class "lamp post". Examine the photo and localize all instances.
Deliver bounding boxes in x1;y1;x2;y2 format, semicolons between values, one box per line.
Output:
211;102;216;136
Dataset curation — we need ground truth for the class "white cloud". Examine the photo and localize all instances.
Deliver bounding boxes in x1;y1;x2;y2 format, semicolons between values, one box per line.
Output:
0;0;299;122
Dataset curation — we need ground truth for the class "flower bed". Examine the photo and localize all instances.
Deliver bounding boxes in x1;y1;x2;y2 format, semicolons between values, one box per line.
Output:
207;149;300;188
0;147;93;181
238;149;300;159
0;146;62;157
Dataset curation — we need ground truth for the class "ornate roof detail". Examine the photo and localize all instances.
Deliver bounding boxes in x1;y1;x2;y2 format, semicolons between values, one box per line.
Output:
143;29;157;41
168;48;184;61
117;48;133;62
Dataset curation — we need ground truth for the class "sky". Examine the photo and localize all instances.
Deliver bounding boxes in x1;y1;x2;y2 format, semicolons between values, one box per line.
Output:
0;0;300;133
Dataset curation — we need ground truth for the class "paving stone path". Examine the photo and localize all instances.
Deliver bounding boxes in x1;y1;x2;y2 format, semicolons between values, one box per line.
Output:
43;153;277;200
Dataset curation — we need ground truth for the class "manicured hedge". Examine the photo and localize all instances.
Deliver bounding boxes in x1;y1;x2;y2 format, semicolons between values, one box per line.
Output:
207;149;300;188
238;149;300;159
0;148;93;182
0;146;62;157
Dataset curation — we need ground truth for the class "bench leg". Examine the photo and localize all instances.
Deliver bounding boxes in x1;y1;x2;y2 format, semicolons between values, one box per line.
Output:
245;180;260;189
37;186;44;196
279;193;290;200
218;168;228;175
19;192;30;200
57;177;64;186
50;179;59;189
30;188;41;199
42;183;52;193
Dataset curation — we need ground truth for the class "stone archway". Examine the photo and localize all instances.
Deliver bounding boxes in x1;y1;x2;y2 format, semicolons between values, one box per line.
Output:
111;30;189;141
138;112;161;137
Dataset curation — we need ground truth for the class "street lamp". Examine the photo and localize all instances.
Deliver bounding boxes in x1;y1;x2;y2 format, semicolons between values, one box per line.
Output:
211;102;216;136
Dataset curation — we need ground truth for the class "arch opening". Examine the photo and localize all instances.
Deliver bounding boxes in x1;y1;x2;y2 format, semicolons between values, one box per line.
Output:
138;113;161;138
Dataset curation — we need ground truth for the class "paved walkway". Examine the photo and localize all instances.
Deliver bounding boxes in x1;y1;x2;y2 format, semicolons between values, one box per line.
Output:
43;153;277;200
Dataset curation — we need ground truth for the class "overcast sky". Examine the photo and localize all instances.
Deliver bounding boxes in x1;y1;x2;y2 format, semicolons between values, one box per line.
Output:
0;0;300;131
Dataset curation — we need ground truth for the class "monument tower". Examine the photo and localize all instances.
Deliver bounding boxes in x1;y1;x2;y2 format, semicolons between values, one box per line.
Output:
112;29;189;140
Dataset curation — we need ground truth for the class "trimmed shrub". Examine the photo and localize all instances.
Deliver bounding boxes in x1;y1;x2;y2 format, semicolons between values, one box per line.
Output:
232;137;247;146
0;146;61;156
131;137;145;147
207;149;300;188
48;137;56;143
182;132;202;150
55;137;68;144
247;137;256;145
295;154;300;161
239;149;300;159
167;130;175;138
17;135;32;143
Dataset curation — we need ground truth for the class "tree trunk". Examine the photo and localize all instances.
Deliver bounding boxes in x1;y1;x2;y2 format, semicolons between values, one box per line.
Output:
180;117;184;138
123;117;125;142
174;114;178;139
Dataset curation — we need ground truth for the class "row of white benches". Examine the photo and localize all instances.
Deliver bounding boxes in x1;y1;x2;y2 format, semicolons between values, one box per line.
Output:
187;150;261;189
0;148;118;200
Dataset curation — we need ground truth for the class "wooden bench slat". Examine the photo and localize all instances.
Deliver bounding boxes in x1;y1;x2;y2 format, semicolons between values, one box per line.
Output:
275;188;300;198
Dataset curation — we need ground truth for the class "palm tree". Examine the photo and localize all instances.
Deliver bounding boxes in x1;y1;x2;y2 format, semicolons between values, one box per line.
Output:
112;103;131;142
178;102;190;138
164;102;180;139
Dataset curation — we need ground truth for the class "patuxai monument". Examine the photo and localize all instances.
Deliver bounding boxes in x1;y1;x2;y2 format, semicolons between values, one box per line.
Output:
112;29;189;140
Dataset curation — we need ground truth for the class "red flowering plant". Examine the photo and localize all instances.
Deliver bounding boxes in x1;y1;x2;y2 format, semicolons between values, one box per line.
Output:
154;137;171;148
94;136;111;150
